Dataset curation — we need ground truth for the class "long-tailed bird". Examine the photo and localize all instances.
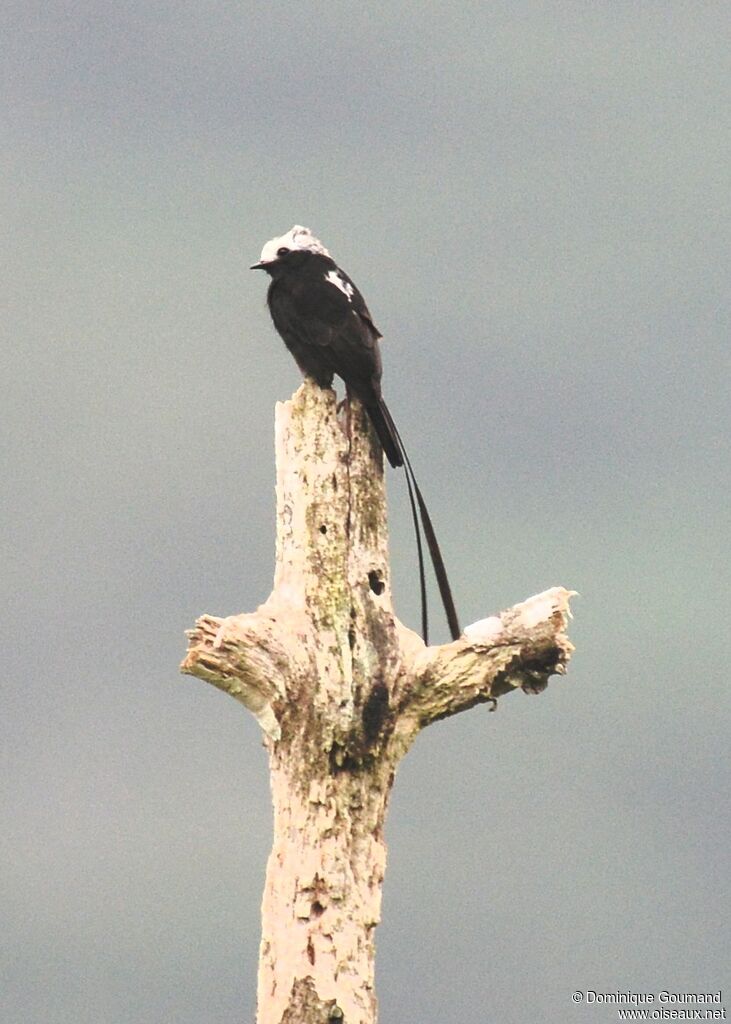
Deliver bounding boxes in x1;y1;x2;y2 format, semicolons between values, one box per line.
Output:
251;225;460;643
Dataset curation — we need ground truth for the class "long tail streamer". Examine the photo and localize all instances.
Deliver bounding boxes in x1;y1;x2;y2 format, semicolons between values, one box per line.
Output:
380;400;461;645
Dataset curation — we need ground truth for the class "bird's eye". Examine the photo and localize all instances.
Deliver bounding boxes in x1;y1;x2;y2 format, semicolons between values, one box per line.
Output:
277;247;290;256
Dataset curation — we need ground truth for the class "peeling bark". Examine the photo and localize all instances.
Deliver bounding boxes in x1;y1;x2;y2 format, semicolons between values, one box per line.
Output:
181;381;575;1024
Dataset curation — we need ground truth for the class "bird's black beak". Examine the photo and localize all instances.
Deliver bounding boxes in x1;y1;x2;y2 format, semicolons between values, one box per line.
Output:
250;261;266;270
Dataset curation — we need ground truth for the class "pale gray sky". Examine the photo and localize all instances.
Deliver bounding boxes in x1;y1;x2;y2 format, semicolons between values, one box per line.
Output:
2;3;730;1022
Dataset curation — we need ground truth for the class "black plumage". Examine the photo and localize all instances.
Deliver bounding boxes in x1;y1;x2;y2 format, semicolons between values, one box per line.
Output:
258;247;402;468
251;226;459;643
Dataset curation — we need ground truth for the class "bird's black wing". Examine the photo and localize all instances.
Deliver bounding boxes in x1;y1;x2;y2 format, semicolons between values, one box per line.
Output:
269;266;384;401
331;268;383;343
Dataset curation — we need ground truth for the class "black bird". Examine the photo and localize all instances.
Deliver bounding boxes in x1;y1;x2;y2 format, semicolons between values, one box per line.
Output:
251;225;460;643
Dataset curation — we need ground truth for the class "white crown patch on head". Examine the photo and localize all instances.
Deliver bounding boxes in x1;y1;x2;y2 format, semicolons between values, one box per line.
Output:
258;225;331;264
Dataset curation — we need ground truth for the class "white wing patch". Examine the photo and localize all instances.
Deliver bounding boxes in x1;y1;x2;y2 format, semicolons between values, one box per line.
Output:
258;224;330;264
325;268;354;301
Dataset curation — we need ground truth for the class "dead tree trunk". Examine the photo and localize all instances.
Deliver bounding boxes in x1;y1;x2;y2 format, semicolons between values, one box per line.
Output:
181;380;575;1024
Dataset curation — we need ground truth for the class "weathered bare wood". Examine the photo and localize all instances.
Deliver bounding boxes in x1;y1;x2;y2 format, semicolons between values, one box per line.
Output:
181;380;575;1024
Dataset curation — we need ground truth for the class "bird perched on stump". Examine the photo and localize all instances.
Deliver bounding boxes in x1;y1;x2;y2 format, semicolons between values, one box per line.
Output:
251;225;460;644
